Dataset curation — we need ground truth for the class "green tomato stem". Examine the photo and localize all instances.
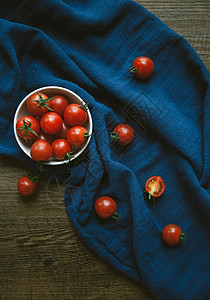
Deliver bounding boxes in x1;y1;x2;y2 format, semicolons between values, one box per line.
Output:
79;102;89;111
84;132;90;139
179;233;187;243
128;66;137;74
110;132;119;142
64;151;75;163
111;210;121;221
17;119;39;141
32;92;54;111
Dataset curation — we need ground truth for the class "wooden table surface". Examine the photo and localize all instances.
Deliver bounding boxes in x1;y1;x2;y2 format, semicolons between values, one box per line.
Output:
0;1;209;299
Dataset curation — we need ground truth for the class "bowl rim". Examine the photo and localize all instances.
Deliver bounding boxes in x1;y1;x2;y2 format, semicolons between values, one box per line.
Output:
13;85;93;166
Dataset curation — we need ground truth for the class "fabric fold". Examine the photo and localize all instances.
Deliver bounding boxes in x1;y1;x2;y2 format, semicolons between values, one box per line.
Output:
0;0;209;299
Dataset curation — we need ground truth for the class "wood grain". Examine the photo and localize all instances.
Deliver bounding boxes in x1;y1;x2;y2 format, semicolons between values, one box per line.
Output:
0;1;209;299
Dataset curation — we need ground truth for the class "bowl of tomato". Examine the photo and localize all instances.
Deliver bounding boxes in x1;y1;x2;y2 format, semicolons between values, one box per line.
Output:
13;86;93;165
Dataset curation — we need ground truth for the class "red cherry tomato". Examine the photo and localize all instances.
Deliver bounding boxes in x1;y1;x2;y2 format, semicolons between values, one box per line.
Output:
52;139;72;160
64;103;88;127
55;121;71;139
17;176;38;196
110;124;134;145
27;92;52;117
145;176;165;200
129;56;154;79
33;130;55;144
50;95;69;116
95;196;120;220
161;224;186;246
67;126;89;147
30;140;53;161
40;112;63;135
16;115;40;140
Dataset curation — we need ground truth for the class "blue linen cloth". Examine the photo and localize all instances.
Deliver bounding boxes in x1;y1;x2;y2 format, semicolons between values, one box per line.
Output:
0;0;209;298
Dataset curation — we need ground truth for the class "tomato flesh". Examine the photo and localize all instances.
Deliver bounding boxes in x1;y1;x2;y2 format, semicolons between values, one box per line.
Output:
145;176;165;199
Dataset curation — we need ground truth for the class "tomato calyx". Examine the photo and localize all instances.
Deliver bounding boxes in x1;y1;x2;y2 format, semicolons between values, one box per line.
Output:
17;119;39;140
128;66;137;74
79;102;89;112
144;191;155;201
110;132;120;142
84;132;91;139
32;92;54;111
95;196;121;221
179;232;188;243
64;151;75;163
111;210;121;221
36;161;46;174
26;174;40;184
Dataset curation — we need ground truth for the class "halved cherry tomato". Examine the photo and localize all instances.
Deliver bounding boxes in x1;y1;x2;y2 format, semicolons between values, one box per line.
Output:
95;196;121;220
110;124;134;145
129;56;154;79
40;112;63;135
17;176;38;196
52;139;72;161
161;224;186;246
16;115;40;140
64;103;88;127
67;126;89;147
30;140;53;161
50;95;69;116
33;130;55;144
27;92;53;117
145;176;165;200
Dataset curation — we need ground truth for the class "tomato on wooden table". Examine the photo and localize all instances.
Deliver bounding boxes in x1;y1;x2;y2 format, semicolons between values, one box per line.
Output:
30;140;53;161
161;224;186;246
52;139;73;161
67;126;89;147
50;95;69;116
17;176;38;196
129;56;154;79
16;115;40;140
27;92;53;117
110;124;134;145
40;112;63;135
95;196;121;220
145;176;165;200
64;103;88;127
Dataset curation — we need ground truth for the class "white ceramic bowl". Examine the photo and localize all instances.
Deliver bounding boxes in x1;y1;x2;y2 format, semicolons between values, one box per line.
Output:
13;86;93;165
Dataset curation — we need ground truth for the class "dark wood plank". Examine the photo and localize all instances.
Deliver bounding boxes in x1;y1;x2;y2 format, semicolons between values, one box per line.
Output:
0;1;209;299
0;157;156;299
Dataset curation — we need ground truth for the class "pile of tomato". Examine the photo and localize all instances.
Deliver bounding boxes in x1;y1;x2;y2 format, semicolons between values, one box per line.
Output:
16;57;186;247
16;92;90;162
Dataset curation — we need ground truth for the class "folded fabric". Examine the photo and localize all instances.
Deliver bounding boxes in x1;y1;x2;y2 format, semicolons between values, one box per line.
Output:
0;0;209;298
